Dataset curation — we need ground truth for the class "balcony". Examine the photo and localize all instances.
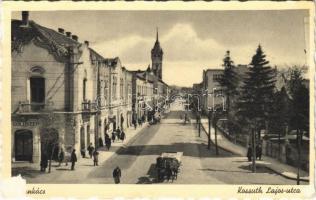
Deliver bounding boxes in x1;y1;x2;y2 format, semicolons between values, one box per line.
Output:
17;101;53;113
82;100;97;113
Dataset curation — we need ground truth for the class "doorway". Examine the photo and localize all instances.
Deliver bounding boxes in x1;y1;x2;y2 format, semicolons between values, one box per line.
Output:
15;129;33;161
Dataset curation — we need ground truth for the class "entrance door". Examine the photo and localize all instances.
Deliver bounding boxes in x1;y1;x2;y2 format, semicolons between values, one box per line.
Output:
15;130;33;161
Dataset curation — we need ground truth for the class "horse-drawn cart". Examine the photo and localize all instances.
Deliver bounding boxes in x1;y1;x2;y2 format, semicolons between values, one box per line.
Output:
156;152;183;182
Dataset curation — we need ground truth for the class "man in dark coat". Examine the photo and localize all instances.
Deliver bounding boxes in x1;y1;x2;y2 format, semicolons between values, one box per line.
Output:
111;131;116;143
120;131;126;142
105;133;110;141
93;150;99;166
105;137;111;150
40;153;48;172
99;137;104;147
80;148;86;158
70;149;77;170
247;145;252;161
58;148;65;167
87;143;94;158
113;166;122;184
256;144;262;160
116;127;121;141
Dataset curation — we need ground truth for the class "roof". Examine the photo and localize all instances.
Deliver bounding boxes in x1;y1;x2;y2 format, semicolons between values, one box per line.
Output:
12;19;80;61
151;30;163;55
104;57;120;67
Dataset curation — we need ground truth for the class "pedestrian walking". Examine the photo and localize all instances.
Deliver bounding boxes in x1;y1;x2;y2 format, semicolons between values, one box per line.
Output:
105;133;110;141
58;148;65;167
87;143;94;158
256;144;262;160
247;145;252;162
99;137;104;147
111;131;116;143
105;137;112;150
80;148;86;158
138;118;142;127
70;149;77;170
116;127;121;141
40;153;48;172
112;166;122;184
121;114;124;130
93;150;99;166
133;122;137;130
120;131;126;142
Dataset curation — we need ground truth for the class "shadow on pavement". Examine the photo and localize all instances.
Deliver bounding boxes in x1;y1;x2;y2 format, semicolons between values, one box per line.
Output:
238;164;276;174
198;168;251;174
116;142;236;158
56;168;70;171
12;167;45;178
137;176;153;184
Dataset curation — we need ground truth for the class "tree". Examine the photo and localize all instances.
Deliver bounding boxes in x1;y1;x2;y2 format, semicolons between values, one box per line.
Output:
238;45;276;139
218;50;239;114
285;67;309;185
268;87;290;136
218;51;239;137
279;66;309;136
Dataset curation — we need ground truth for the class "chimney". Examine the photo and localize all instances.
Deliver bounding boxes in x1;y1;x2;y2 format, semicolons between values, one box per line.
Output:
84;40;89;46
66;32;71;38
22;11;29;26
71;35;78;41
58;28;65;34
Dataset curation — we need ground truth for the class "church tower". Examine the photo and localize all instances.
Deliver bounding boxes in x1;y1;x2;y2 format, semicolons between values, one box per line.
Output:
151;28;163;79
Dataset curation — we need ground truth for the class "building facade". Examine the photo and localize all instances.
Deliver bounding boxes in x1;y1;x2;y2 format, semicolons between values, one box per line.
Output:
11;12;169;164
11;12;98;162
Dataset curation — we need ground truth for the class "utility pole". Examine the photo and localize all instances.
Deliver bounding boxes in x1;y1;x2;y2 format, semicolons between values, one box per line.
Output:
208;110;211;150
297;129;301;185
252;127;256;173
214;119;219;155
198;112;201;137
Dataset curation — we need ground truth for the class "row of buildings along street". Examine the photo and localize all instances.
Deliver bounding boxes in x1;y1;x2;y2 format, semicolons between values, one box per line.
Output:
11;11;169;164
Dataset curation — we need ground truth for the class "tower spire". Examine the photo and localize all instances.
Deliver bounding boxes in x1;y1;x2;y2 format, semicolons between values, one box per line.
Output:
156;27;159;41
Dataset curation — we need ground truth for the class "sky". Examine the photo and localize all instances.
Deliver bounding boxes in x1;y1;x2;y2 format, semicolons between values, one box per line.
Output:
12;10;310;87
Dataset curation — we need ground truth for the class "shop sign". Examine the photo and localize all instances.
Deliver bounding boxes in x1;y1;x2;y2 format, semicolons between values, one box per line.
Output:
13;119;39;127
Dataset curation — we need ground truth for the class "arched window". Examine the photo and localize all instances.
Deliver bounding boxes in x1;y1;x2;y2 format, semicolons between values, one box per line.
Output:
83;78;87;101
29;66;45;111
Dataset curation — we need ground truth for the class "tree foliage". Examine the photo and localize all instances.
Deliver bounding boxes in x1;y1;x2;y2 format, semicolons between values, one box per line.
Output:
238;45;276;127
218;50;239;113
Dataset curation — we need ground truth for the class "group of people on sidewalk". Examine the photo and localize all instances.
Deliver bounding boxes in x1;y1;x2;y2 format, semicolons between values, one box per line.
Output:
247;143;263;161
40;148;78;172
109;127;126;144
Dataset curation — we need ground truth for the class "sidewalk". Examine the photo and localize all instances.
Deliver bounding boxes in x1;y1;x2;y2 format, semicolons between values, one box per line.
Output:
12;122;150;182
198;117;309;182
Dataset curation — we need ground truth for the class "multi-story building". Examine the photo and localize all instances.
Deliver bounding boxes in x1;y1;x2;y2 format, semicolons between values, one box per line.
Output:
200;69;224;113
11;11;99;162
